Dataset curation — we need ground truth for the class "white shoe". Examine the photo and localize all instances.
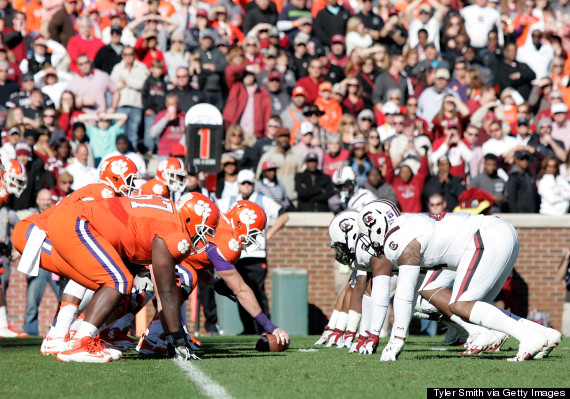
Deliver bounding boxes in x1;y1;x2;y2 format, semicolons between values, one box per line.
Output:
460;330;499;355
57;336;114;363
0;326;28;338
136;332;168;355
41;335;69;355
507;332;547;362
533;328;562;359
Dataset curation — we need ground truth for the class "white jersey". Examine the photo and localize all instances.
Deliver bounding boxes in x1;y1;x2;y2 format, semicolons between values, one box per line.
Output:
460;5;503;48
383;213;485;270
348;188;377;211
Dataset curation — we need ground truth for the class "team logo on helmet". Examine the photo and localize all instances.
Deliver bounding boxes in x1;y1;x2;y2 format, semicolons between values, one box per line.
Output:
389;241;398;251
178;239;190;254
194;200;211;218
239;209;257;226
153;184;164;195
362;211;376;228
175;193;193;212
110;159;129;175
339;218;353;233
228;238;240;251
101;188;114;198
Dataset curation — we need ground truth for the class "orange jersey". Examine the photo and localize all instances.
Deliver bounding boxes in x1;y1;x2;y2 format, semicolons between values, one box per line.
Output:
70;195;191;264
181;216;241;271
26;183;117;232
140;178;170;199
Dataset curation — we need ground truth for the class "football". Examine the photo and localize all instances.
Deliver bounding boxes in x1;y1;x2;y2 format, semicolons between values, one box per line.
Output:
255;333;289;352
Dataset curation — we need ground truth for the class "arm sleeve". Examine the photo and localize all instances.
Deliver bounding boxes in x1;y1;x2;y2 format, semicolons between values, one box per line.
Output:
149;114;168;138
47;39;67;67
391;265;421;339
369;275;391;336
206;243;236;272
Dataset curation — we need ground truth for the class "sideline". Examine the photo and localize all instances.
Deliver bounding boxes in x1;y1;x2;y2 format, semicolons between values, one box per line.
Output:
173;358;235;399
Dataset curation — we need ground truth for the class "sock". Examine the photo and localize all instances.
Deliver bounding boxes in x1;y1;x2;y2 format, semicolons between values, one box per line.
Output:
327;309;340;329
180;302;187;327
358;295;371;336
78;290;95;314
51;303;78;337
450;314;488;338
63;280;87;298
498;307;521;321
469;301;534;344
69;313;85;332
0;305;8;328
516;318;548;334
369;275;391;336
335;312;348;331
346;310;361;333
75;321;98;339
113;313;135;332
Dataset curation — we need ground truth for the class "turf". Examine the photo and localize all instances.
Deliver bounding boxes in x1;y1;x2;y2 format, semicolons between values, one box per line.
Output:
1;336;569;399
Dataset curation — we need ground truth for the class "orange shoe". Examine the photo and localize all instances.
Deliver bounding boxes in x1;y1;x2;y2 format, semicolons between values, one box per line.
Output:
56;336;113;363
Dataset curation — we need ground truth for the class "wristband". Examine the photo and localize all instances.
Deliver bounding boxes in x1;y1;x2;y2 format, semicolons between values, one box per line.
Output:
171;328;188;347
254;312;278;334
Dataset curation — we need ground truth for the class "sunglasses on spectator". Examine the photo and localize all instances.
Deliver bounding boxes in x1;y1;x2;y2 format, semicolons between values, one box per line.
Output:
368;135;379;139
361;118;373;122
246;42;257;47
223;162;237;167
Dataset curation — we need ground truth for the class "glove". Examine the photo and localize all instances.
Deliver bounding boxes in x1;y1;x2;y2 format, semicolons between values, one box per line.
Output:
380;338;405;361
339;331;356;349
175;345;201;361
358;331;379;355
211;278;237;302
183;325;202;351
314;327;333;345
325;328;344;347
349;334;368;353
171;328;201;361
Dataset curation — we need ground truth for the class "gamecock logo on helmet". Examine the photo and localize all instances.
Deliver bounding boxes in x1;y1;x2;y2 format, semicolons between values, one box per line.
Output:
362;211;376;228
339;218;353;233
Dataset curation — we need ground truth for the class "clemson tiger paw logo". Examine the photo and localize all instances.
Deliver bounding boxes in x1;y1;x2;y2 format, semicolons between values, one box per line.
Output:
101;188;114;198
194;200;211;218
153;184;164;195
178;239;190;254
239;209;257;226
110;160;129;175
228;238;240;251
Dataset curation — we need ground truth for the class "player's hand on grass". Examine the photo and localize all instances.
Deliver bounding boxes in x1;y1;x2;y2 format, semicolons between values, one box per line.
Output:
358;331;379;355
380;338;404;361
315;327;333;345
326;328;344;347
171;328;201;361
175;345;201;361
339;331;356;348
348;334;368;353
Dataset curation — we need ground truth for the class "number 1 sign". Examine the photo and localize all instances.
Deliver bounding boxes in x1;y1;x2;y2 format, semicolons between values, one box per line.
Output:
186;124;223;173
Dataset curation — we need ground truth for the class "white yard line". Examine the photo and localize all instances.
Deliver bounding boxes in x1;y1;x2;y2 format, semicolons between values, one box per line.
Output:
174;358;235;399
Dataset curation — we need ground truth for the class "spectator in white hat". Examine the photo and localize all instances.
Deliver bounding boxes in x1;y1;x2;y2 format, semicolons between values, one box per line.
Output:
551;102;570;150
292;121;324;169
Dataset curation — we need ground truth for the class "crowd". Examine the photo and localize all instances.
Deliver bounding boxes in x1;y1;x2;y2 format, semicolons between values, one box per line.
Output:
1;0;570;216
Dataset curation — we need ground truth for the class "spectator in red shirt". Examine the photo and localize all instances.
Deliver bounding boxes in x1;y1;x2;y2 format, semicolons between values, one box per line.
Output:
67;17;104;73
323;133;349;177
296;58;325;104
134;30;167;74
384;155;429;212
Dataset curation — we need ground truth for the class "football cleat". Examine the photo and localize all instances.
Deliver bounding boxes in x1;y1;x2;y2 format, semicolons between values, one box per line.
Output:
349;334;368;353
99;327;138;352
0;325;28;338
325;328;344;347
314;327;333;346
339;331;356;349
459;330;501;355
40;335;69;355
533;328;562;359
485;332;509;353
136;332;168;355
506;332;547;362
57;336;114;363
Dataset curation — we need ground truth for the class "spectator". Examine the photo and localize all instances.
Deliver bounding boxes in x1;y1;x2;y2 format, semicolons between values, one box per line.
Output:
470;153;507;213
215;152;240;199
363;166;398;206
242;0;278;35
376;104;400;146
505;150;540;213
167;66;204;112
313;0;350;47
345;17;373;56
93;25;125;75
373;53;410;109
517;29;554;84
164;31;190;83
111;46;149;149
357;109;376;138
19;35;67;77
431;94;470;140
390;118;431;170
223;67;271;139
276;0;312;41
197;28;228;109
33;126;54;163
460;0;503;49
78;112;128;165
345;137;374;186
496;43;536;100
551;103;570;151
224;124;251;168
423;156;466;211
430;121;472;180
67;17;105;73
385;156;429;213
342;77;371;120
427;192;447;215
134;30;166;73
34;65;73;110
280;86;307;136
537;156;570;215
417;68;460;128
481;120;518;158
148;93;186;158
323;133;349;177
289;34;311;80
65;143;99;190
142;59;167;154
533;117;567;162
315;81;342;134
355;0;386;45
295;152;334;212
256;160;294;211
296;58;324;104
48;0;76;47
101;134;147;178
293;121;324;169
0;60;18;106
23;188;59;336
67;54;120;115
406;0;445;52
69;122;95;168
57;91;83;139
0;127;20;161
257;128;305;205
50;170;74;202
45;138;71;180
244;115;281;170
265;70;290;115
463;124;485;180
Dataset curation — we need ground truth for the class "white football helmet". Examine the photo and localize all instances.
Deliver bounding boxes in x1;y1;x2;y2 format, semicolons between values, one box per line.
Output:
2;160;27;198
357;200;401;256
329;210;359;265
332;166;356;195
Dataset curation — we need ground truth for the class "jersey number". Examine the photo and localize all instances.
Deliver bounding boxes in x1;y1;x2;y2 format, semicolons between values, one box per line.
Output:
198;128;211;159
130;195;174;213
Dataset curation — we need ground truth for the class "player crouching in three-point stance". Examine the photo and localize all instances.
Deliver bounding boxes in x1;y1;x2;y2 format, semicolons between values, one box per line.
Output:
47;192;220;363
357;201;562;362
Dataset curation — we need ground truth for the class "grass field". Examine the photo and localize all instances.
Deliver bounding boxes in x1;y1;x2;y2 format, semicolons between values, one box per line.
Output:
1;335;569;399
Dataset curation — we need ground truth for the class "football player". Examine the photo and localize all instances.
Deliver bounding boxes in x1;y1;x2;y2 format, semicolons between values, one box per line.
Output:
12;155;141;355
357;202;562;362
139;157;187;199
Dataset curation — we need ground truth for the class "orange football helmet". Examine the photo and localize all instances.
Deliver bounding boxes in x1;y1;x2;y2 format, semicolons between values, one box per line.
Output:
175;192;220;254
156;157;187;193
226;200;267;252
0;181;10;206
99;155;140;197
3;160;27;198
